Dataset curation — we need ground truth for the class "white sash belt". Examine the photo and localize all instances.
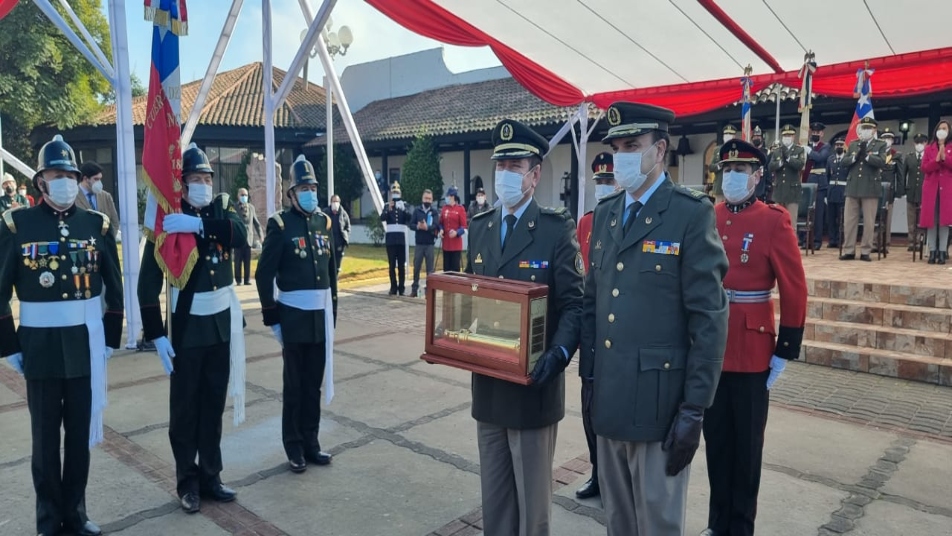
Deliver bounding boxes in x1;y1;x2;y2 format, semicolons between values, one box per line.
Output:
385;224;405;233
277;288;335;404
20;298;108;448
169;285;247;425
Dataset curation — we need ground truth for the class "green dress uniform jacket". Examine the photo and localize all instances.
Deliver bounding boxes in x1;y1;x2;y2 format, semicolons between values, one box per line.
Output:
843;139;888;198
580;179;729;443
904;150;926;205
138;194;247;349
768;145;807;205
465;199;584;430
708;148;724;197
0;203;124;379
254;207;338;343
883;149;906;201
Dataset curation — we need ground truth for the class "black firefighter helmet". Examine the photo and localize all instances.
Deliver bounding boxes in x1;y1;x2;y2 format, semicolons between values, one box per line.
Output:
287;155;318;197
182;143;215;176
33;134;80;190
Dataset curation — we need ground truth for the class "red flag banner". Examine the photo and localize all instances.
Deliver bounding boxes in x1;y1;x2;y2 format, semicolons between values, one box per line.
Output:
0;0;18;20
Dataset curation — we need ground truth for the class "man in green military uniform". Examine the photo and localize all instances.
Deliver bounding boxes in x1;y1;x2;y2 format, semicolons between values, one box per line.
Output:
580;102;729;536
138;143;248;513
840;117;888;261
768;124;807;229
877;128;905;253
255;155;337;473
465;119;583;536
1;135;124;536
904;133;929;251
706;124;737;203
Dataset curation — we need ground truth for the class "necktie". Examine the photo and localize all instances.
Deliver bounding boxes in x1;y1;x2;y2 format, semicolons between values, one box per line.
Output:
87;192;95;208
624;201;643;235
503;214;517;250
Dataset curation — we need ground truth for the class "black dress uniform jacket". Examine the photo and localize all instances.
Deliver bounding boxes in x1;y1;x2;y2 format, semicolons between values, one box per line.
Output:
255;207;338;343
465;199;583;429
139;194;247;348
0;203;124;376
580;180;729;442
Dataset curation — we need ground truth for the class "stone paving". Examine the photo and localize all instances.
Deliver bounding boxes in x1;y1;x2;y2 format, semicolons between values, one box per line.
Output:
0;282;950;535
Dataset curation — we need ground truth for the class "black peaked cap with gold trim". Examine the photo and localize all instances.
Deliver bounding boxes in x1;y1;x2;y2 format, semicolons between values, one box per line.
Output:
602;102;676;144
718;139;766;167
591;152;614;179
491;119;549;160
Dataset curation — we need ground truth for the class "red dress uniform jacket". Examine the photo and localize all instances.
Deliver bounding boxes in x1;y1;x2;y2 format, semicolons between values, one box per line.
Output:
716;200;807;372
576;210;593;271
440;204;468;252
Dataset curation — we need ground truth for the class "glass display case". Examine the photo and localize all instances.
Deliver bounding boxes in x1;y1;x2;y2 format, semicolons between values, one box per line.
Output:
421;272;549;385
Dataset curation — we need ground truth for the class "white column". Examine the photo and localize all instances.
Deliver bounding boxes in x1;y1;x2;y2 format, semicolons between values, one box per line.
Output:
107;0;142;349
576;103;588;218
0;114;4;177
325;76;334;199
262;0;276;215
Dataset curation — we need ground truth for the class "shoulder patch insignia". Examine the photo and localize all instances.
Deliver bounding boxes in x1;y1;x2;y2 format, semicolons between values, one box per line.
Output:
575;251;584;275
269;212;285;230
540;206;571;220
86;209;111;236
2;206;26;233
674;186;707;202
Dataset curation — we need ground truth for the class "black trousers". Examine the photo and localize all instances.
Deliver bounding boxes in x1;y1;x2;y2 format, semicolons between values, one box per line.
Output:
27;377;92;534
580;378;597;478
168;342;230;497
335;246;345;274
828;201;844;246
386;244;406;293
442;250;462;272
703;370;770;536
282;342;327;458
234;245;252;283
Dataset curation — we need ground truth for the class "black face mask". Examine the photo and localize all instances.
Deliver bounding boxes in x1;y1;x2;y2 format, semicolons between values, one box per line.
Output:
835;147;845;155
752;138;763;148
422;202;431;209
3;186;13;195
810;134;821;143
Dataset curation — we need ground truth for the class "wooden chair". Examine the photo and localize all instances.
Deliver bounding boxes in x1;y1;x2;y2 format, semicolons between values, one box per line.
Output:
874;182;893;260
796;183;818;255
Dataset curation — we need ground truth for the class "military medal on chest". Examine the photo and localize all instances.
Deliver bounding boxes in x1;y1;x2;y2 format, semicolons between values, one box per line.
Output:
59;220;70;237
39;271;55;288
48;242;60;271
315;233;325;255
741;233;754;264
296;237;307;258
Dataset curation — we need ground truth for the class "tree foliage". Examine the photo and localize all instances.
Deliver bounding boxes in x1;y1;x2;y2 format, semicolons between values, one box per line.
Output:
316;144;364;210
400;134;443;205
0;0;112;176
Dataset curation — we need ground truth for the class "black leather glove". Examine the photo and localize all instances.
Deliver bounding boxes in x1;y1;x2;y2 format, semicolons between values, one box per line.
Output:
529;347;569;387
662;403;704;476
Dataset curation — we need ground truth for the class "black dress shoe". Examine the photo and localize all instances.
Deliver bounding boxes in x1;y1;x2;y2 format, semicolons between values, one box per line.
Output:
65;520;102;536
828;243;839;249
839;253;855;261
940;252;948;265
288;456;307;473
304;449;332;466
699;529;718;536
575;477;600;499
860;254;872;262
928;251;938;264
202;483;237;503
180;492;200;514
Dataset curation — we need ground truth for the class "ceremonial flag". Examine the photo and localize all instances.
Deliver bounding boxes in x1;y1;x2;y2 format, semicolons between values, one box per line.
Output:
142;0;196;288
740;65;753;141
844;65;875;146
0;0;18;21
797;52;817;146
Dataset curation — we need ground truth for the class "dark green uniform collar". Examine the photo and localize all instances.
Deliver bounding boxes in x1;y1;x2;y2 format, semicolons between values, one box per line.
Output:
39;199;77;219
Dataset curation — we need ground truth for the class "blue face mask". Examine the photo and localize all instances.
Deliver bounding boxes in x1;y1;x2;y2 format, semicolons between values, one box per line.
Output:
297;190;318;212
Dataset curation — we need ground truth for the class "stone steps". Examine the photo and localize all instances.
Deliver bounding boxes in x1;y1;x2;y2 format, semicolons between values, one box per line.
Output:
800;340;952;386
798;317;952;358
772;295;952;335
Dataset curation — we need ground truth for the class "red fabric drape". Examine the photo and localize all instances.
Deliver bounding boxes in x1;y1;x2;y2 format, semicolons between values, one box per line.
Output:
0;0;18;21
365;0;952;116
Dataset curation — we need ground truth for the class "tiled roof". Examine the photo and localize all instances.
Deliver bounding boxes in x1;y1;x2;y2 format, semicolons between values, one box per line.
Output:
94;62;328;129
311;77;579;145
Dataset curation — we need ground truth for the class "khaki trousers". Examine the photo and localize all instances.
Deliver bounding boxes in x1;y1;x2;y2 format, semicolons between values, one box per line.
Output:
884;202;894;246
598;437;691;536
843;196;879;255
784;203;798;231
477;421;558;536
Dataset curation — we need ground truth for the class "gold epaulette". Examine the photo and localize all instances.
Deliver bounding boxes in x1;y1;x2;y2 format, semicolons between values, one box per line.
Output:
269;212;285;230
86;209;111;236
2;207;26;233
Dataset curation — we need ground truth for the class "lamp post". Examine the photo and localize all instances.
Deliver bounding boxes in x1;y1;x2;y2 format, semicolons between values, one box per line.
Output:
302;17;353;201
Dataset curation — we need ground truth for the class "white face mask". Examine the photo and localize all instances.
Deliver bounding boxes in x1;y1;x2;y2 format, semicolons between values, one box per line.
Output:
884;138;893;148
476;195;486;204
613;142;659;193
916;143;926;153
594;184;616;201
91;181;104;194
722;170;754;204
46;177;79;207
331;201;340;211
18;190;26;197
187;183;213;208
782;136;794;148
494;168;532;209
722;134;734;143
858;128;874;141
937;129;949;141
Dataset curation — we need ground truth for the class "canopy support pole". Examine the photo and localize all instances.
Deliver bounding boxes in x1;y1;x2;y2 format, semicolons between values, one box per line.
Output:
262;0;277;215
325;76;334;199
181;0;243;148
0;147;36;179
576;103;588;219
57;0;115;77
774;85;781;142
544;109;582;158
33;0;115;84
107;0;142;349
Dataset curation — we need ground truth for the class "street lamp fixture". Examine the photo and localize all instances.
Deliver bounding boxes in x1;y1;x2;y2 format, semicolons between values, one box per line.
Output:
323;22;353;58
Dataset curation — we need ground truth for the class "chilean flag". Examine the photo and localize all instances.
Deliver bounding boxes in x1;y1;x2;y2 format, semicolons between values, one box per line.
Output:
142;0;197;288
844;67;874;145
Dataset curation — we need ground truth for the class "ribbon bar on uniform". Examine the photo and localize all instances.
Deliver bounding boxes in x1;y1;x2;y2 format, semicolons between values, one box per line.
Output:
725;289;773;303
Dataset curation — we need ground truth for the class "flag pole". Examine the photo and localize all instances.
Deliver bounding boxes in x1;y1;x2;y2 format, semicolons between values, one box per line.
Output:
740;65;753;142
797;51;816;147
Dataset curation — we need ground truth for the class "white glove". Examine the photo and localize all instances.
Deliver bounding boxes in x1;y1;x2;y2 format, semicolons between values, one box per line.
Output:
396;200;406;211
271;325;284;348
152;336;175;375
766;355;787;390
105;347;114;360
804;145;812;156
5;353;24;375
163;214;203;235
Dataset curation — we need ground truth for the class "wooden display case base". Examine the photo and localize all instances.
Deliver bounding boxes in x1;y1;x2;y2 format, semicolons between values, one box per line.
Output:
420;353;532;385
